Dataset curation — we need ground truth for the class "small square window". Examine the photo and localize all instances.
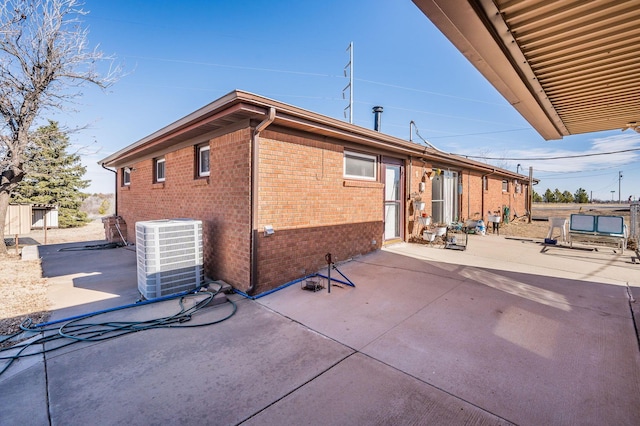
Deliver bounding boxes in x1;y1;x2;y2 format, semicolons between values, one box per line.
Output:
155;158;165;183
197;145;210;177
122;167;131;186
344;151;376;180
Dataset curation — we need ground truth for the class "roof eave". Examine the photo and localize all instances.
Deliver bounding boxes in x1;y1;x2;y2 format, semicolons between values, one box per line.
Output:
412;0;567;140
100;89;530;181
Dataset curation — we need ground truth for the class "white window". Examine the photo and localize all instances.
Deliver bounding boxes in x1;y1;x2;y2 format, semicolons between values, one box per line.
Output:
198;145;210;177
344;151;376;180
502;179;509;192
155;158;165;182
122;168;131;186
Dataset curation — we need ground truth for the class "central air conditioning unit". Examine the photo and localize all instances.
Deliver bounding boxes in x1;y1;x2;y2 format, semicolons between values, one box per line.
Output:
135;219;204;299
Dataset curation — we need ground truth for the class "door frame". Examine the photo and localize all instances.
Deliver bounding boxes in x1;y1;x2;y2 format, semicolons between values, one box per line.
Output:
382;157;405;243
431;168;459;225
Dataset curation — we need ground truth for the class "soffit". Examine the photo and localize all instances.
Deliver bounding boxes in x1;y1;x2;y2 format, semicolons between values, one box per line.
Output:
412;0;640;139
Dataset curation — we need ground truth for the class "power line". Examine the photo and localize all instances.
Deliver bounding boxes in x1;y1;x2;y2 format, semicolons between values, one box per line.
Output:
428;128;531;139
355;78;509;107
455;147;640;161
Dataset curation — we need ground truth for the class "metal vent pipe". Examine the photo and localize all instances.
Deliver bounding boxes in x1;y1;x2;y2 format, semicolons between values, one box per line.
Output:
372;106;383;131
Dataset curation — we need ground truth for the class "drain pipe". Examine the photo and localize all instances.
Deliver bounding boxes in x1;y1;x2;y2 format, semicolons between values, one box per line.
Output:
101;163;118;215
248;107;276;296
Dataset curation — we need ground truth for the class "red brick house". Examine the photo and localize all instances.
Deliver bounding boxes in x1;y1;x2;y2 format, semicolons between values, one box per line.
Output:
100;90;534;295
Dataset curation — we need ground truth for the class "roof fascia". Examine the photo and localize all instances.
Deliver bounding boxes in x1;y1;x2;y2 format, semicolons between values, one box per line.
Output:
101;89;531;180
100;90;248;166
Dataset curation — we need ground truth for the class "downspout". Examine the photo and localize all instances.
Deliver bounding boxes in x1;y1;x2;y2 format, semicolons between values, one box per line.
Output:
248;107;276;296
481;168;496;221
467;170;470;220
407;156;412;241
101;163;118;216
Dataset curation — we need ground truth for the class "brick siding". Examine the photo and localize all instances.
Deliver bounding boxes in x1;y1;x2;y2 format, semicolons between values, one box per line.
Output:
117;127;252;290
255;128;383;293
115;123;529;296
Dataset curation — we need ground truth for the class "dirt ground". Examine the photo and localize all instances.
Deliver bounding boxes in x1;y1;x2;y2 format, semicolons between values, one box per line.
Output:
0;220;105;344
1;206;638;343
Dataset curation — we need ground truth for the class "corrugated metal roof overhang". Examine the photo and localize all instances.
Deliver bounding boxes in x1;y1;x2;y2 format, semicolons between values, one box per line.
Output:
100;90;534;181
412;0;640;140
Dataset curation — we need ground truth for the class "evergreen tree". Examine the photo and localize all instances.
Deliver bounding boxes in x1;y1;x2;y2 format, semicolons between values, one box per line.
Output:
98;198;110;215
553;188;563;203
561;190;574;203
543;188;555;203
574;188;589;203
11;121;90;228
532;190;543;202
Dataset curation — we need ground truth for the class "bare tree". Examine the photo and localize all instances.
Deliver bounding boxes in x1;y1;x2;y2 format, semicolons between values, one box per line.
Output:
0;0;117;254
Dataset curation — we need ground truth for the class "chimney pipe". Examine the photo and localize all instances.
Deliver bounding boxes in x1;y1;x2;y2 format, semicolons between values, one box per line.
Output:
372;106;383;131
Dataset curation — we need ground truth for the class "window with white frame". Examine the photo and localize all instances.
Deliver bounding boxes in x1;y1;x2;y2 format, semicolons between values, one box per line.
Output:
197;145;210;177
122;167;131;186
155;157;165;183
502;179;509;192
344;151;376;180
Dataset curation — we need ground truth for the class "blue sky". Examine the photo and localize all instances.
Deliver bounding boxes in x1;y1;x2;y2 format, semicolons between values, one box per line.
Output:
55;0;639;201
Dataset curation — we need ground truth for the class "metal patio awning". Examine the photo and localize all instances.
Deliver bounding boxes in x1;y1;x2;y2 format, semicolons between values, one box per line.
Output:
413;0;640;140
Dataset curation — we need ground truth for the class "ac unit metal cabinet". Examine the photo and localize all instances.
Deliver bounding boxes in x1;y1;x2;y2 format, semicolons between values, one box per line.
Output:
135;219;204;299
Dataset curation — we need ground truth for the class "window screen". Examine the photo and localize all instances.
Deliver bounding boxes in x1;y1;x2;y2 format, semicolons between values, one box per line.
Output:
198;146;210;177
344;151;376;180
155;158;165;182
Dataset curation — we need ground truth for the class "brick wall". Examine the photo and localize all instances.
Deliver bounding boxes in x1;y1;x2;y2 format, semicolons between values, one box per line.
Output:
117;127;252;290
115;121;530;295
255;128;383;293
406;164;530;231
406;159;433;237
483;175;529;221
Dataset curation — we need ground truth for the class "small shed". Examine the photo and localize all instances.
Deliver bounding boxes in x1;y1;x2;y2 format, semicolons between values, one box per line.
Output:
31;204;59;229
5;204;32;235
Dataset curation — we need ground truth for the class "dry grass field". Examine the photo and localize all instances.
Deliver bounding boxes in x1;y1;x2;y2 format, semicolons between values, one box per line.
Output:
0;220;105;344
500;203;634;244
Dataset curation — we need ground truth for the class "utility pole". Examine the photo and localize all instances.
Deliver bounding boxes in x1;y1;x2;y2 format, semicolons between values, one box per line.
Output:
343;42;353;124
618;171;623;203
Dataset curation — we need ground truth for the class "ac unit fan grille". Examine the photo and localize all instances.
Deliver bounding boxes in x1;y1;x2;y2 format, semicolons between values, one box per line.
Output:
135;219;204;299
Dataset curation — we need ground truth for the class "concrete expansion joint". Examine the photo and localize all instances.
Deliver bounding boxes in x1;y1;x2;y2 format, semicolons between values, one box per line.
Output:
356;350;516;425
238;351;357;424
44;350;53;425
626;283;640;353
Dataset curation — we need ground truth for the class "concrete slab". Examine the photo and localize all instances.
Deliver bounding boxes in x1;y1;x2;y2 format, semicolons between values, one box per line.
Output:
258;251;466;350
363;277;640;425
259;244;640;425
44;299;353;426
20;244;39;260
389;236;638;288
0;360;49;425
245;353;512;425
2;235;639;425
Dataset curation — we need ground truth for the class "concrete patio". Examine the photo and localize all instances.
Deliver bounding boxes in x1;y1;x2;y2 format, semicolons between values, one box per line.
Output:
1;234;639;425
